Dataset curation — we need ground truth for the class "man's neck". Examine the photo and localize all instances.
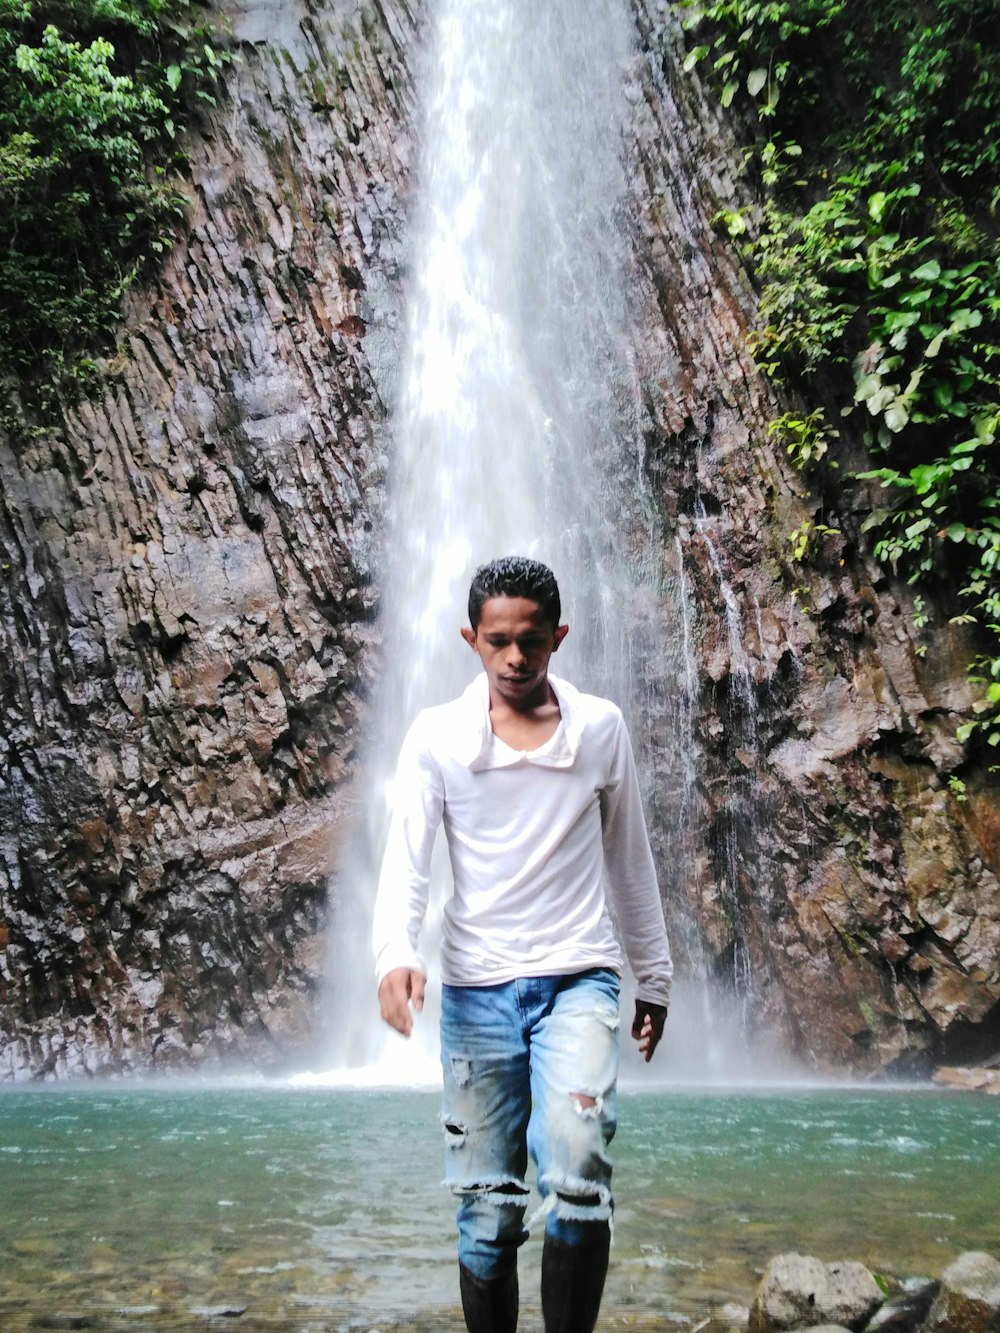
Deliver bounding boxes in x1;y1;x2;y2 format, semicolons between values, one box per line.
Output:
488;679;561;751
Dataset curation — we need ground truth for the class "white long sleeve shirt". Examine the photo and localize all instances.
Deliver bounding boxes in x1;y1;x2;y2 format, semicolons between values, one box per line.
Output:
372;673;673;1007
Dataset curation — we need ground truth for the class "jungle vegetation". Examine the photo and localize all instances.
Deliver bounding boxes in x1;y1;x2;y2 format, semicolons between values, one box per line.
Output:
0;0;227;404
680;0;1000;753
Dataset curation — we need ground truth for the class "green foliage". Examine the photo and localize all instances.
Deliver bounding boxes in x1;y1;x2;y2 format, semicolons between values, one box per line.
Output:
768;407;837;468
0;0;229;396
679;0;1000;751
857;997;878;1033
788;517;839;563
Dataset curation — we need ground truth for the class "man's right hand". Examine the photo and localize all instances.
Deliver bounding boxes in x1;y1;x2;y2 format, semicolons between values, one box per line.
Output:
378;967;427;1037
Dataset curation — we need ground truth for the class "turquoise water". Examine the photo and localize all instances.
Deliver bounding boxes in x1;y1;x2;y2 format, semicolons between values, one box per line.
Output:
1;1086;997;1330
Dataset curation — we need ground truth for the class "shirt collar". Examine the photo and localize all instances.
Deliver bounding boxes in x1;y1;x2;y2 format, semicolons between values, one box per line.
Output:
460;672;583;771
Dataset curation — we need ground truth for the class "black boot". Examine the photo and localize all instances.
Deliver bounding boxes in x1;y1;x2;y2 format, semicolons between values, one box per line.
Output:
540;1228;610;1333
459;1259;519;1333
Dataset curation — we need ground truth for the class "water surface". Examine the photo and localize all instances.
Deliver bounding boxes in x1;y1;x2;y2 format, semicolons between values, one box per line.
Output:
1;1086;997;1330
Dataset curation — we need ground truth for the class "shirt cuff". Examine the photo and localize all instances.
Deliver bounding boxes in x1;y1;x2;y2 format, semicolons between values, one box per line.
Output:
375;942;428;987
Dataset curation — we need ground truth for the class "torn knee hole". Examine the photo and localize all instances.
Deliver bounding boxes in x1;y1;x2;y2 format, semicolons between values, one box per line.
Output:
570;1091;603;1117
557;1188;602;1208
454;1178;530;1202
542;1174;613;1221
445;1120;467;1140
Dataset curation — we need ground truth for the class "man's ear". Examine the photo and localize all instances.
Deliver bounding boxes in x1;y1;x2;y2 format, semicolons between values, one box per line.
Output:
552;623;569;652
460;626;478;651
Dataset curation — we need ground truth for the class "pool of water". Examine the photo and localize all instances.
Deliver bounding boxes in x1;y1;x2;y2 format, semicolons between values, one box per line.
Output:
1;1084;997;1330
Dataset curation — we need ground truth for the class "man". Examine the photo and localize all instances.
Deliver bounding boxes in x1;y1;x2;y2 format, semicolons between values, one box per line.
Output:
373;555;672;1333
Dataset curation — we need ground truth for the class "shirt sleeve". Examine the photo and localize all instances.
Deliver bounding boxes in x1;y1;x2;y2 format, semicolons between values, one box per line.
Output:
599;712;673;1008
371;715;445;985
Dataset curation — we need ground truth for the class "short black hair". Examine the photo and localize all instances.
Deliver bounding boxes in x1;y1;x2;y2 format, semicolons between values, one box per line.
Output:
468;556;561;629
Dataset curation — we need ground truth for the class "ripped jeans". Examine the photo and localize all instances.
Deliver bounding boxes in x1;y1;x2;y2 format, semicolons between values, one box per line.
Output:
440;968;621;1281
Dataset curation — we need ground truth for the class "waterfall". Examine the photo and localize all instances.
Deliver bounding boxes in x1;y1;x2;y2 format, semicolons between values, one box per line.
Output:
301;0;792;1086
302;0;674;1083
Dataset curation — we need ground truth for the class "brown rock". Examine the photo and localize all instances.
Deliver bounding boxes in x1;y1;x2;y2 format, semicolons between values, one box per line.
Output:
925;1253;1000;1333
932;1067;1000;1095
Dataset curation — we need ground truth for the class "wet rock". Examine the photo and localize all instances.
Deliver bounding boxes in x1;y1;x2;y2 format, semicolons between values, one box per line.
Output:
749;1253;884;1333
932;1068;1000;1095
925;1252;1000;1333
864;1278;939;1333
625;0;1000;1076
716;1302;752;1331
0;0;414;1077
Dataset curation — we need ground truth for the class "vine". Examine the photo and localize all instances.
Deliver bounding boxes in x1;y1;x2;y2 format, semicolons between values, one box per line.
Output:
681;0;1000;752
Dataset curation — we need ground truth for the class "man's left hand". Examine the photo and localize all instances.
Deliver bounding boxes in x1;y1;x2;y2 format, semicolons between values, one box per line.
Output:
631;999;668;1062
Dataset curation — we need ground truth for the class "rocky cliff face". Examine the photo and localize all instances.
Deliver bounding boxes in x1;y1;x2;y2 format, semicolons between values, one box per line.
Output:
0;0;419;1076
0;0;996;1078
628;0;999;1073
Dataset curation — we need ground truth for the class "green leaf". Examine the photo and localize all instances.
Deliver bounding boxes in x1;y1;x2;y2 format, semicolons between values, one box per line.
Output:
911;259;941;282
682;45;708;72
166;63;182;91
884;399;909;432
904;517;932;540
859;508;894;533
747;68;768;97
925;329;947;358
721;79;738;107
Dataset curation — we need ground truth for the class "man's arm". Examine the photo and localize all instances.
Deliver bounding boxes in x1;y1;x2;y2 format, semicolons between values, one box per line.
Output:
372;717;443;1036
599;711;673;1061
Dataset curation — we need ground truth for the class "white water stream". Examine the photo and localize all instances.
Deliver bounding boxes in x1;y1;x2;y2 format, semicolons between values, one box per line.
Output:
303;0;789;1087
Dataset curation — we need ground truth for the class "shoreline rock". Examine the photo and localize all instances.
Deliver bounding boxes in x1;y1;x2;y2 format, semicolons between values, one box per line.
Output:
932;1067;1000;1096
746;1253;1000;1333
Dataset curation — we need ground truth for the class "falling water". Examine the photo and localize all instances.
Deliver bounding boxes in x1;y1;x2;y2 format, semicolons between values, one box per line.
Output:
308;0;792;1085
308;0;680;1081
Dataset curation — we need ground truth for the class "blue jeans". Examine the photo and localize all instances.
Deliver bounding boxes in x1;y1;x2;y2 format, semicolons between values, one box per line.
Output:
440;969;621;1280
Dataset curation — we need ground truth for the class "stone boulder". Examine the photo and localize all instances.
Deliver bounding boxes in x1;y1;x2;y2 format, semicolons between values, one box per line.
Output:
716;1303;753;1332
749;1254;885;1333
865;1278;940;1333
925;1253;1000;1333
932;1068;1000;1096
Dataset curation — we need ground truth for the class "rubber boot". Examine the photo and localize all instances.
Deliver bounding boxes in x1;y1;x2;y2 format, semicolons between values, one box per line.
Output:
459;1259;519;1333
540;1228;610;1333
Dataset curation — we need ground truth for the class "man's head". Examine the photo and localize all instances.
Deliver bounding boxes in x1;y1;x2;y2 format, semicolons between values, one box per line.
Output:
462;557;568;710
467;556;561;630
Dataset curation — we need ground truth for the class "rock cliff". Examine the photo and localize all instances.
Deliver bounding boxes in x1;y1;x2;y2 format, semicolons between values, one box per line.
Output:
0;0;996;1077
627;0;999;1072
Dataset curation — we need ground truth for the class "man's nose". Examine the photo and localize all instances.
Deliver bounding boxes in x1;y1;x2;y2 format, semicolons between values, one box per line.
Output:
507;643;527;667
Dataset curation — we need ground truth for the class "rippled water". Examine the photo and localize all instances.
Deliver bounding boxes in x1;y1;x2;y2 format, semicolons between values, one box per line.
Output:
1;1086;997;1330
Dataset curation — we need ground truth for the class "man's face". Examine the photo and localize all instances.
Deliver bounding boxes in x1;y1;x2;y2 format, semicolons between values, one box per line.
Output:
461;596;568;709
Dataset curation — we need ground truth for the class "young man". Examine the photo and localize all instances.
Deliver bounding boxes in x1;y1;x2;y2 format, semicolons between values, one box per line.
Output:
373;556;672;1333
